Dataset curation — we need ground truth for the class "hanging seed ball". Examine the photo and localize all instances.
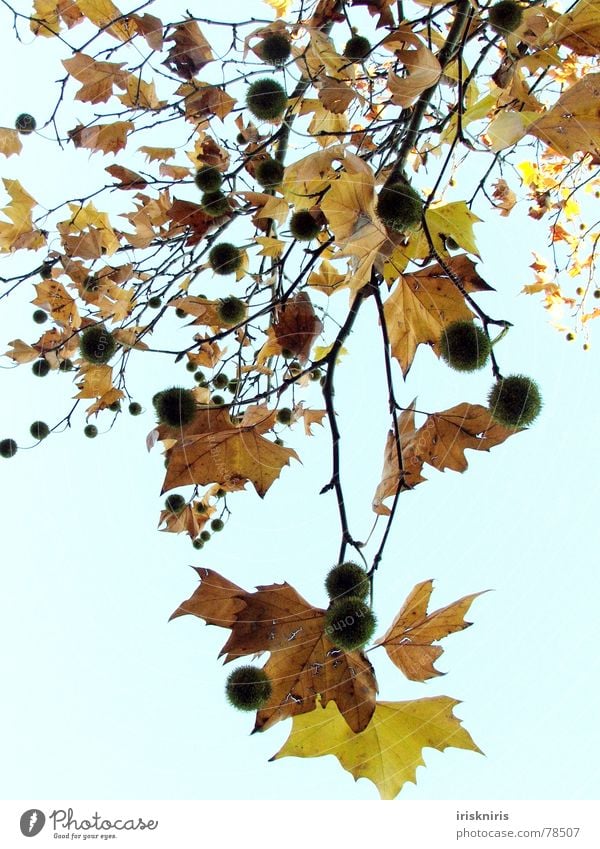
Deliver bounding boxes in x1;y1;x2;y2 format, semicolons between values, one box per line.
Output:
343;35;371;61
324;597;377;651
276;407;293;425
30;421;50;440
261;32;291;66
487;374;542;428
32;309;48;324
165;493;186;513
212;373;229;390
194;165;223;193
217;296;247;326
211;394;225;406
200;530;211;542
376;182;423;232
439;320;491;372
153;387;197;427
211;518;224;532
488;0;523;34
246;78;288;121
325;561;370;602
128;402;142;416
79;325;117;365
192;539;204;550
201;191;231;218
32;359;50;377
58;359;74;372
84;424;98;439
290;209;321;241
0;438;18;458
208;243;243;276
255;157;285;188
225;665;272;711
15;113;36;134
148;296;162;309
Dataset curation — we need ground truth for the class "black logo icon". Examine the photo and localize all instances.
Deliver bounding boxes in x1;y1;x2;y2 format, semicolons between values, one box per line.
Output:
19;810;45;837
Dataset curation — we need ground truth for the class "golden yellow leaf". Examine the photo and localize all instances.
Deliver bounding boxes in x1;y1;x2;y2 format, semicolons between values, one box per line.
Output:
272;696;481;800
263;0;291;17
372;403;426;515
541;0;600;56
0;128;22;158
528;74;600;160
75;363;114;398
75;0;135;41
57;202;120;257
62;53;129;104
32;280;80;329
255;236;285;257
85;386;124;416
308;260;348;296
373;580;486;681
321;168;376;241
118;77;165;110
0;179;45;253
31;0;83;35
301;99;349;147
68;121;133;155
282;147;342;207
138;146;176;163
387;33;441;108
313;343;348;362
425;201;482;258
4;339;39;363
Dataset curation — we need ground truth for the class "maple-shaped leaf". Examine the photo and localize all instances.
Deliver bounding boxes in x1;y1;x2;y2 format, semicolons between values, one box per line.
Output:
171;568;377;733
308;260;348;296
541;0;600;56
62;53;129;104
74;363;114;399
138;146;176;163
425;201;482;258
257;292;323;364
0;128;22;158
4;339;40;364
0;179;46;253
158;501;215;540
32;280;80;329
31;0;83;37
75;0;137;41
272;696;481;799
373;581;486;681
386;28;441;108
68;121;133;155
160;406;298;498
167;198;215;246
105;165;147;190
383;256;492;376
372;403;426;515
163;20;214;79
528;73;600;161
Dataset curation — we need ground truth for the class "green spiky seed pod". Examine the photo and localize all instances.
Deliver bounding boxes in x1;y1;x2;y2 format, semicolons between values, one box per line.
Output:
246;78;288;121
58;358;73;372
186;361;197;373
325;597;377;651
148;296;161;309
192;539;204;550
33;309;47;324
211;394;225;406
439;320;491;372
30;420;50;440
227;379;239;393
201;191;231;218
194;165;223;193
325;562;369;602
376;182;423;232
128;402;142;416
194;371;206;384
488;0;523;34
488;374;542;428
225;665;272;711
15;113;36;134
276;407;293;425
209;243;243;276
154;386;196;427
310;368;322;381
212;373;229;390
217;296;246;326
0;438;18;458
79;325;117;365
109;401;121;412
200;530;211;542
261;32;291;65
211;518;224;532
255;157;285;188
32;359;50;377
343;35;371;61
165;493;186;513
290;209;320;241
84;424;98;439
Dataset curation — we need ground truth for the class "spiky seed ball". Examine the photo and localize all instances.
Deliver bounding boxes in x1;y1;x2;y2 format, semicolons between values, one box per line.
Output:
33;309;47;324
227;379;239;393
488;0;523;33
488;374;542;428
79;325;117;365
148;296;161;309
225;665;272;711
186;361;197;373
246;78;288;121
15;113;36;134
261;32;291;65
32;359;50;377
209;243;243;276
376;182;423;232
194;165;223;193
343;35;371;61
109;401;121;412
211;395;225;406
153;386;196;427
277;407;293;425
192;539;204;550
84;424;98;439
211;518;224;532
439;320;491;372
129;402;142;416
175;307;187;318
30;421;50;440
194;371;206;384
58;359;73;372
0;438;18;458
255;157;285;188
217;296;247;326
201;191;231;218
165;493;186;513
200;530;211;542
290;209;320;241
213;373;229;390
325;597;377;651
310;368;322;381
325;562;369;602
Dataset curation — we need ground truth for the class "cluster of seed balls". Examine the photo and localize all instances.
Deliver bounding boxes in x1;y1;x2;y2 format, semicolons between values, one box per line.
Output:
224;561;375;712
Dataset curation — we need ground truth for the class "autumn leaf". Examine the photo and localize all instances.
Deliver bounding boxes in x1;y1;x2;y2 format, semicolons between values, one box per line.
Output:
158;501;215;540
138;146;175;163
372;403;427;515
308;260;348;296
62;54;129;104
31;0;83;36
160;406;299;497
528;73;600;160
257;292;323;364
75;0;137;42
383;256;492;376
425;201;482;258
163;21;214;79
171;568;378;733
541;0;600;56
0;128;23;158
75;363;114;399
272;696;481;800
105;165;147;190
373;581;486;681
68;121;133;155
32;280;80;329
386;28;441;108
4;339;40;364
0;179;46;253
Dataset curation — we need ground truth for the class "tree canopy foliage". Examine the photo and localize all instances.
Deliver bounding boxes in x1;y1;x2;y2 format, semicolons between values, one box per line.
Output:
0;0;597;798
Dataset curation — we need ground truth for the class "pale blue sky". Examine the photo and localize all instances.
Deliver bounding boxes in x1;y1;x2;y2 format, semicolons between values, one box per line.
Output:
0;0;598;801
